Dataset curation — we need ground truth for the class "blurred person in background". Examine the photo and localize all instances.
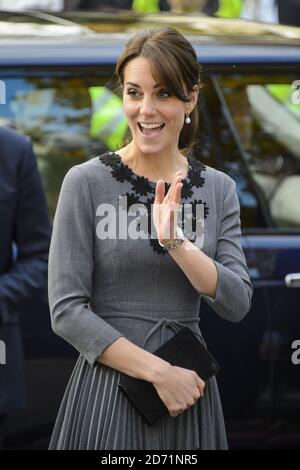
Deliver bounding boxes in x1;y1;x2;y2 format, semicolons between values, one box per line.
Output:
132;0;170;11
0;128;51;449
241;0;278;23
202;0;219;15
277;0;300;27
167;0;206;13
213;0;244;17
73;0;215;11
0;0;63;10
76;0;132;10
75;0;170;11
211;0;279;22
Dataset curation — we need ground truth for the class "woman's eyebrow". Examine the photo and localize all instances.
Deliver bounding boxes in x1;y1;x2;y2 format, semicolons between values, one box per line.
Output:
125;81;161;89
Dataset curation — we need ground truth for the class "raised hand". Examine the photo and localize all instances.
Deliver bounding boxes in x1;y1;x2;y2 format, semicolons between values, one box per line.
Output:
153;171;183;245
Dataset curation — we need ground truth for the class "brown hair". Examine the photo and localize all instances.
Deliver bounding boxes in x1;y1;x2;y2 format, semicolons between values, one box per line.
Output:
114;27;203;155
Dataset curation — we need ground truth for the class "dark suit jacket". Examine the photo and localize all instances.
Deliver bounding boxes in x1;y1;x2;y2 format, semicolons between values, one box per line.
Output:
0;127;51;413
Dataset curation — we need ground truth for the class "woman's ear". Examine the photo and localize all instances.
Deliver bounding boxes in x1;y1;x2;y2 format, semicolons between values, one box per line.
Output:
189;84;200;112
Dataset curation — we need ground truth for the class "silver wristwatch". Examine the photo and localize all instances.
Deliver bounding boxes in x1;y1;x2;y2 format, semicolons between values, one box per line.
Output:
158;226;186;251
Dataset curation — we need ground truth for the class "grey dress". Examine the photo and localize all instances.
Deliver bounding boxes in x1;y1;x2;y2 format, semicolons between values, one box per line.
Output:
48;151;253;450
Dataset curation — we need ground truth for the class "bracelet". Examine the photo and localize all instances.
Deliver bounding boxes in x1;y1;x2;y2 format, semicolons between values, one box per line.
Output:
158;226;186;251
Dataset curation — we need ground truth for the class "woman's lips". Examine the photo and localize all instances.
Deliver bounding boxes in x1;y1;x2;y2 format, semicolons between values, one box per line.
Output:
138;123;165;139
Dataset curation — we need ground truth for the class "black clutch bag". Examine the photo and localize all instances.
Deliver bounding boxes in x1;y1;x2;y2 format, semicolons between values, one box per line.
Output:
117;326;219;426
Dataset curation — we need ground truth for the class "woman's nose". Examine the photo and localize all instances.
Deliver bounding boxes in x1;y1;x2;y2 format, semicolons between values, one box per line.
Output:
140;96;156;115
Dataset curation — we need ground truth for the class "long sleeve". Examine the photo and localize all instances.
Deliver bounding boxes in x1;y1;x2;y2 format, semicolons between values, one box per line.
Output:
48;166;125;366
0;137;51;311
202;175;253;322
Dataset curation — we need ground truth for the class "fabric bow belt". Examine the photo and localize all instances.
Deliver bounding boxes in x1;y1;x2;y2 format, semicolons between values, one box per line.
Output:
99;312;200;350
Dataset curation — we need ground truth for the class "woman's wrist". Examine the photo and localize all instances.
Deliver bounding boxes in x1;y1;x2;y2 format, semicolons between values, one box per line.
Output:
147;357;172;385
158;226;186;250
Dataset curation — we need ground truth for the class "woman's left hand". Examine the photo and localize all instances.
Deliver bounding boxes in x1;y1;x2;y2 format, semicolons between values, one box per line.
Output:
153;171;183;245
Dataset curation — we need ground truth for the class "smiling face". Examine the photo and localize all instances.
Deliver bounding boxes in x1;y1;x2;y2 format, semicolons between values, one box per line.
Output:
122;56;196;156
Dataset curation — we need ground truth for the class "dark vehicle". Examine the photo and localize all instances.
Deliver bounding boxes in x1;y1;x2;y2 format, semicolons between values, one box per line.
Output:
0;9;300;449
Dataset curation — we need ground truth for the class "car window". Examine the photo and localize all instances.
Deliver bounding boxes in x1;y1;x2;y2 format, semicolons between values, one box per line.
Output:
2;67;299;233
0;67;128;219
197;75;266;231
215;72;300;231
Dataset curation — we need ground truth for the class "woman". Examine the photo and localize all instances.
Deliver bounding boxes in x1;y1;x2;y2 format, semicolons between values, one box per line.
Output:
48;27;253;450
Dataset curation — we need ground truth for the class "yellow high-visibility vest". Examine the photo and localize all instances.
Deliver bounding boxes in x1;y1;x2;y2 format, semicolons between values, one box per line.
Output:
267;84;300;119
132;0;160;13
216;0;243;18
89;87;128;151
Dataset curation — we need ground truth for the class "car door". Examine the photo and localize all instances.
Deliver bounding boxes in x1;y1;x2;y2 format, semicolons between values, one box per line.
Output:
198;66;300;449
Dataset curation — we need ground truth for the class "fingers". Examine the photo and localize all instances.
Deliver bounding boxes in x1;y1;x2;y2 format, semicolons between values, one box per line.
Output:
175;182;183;206
198;385;205;398
154;180;165;204
154;172;183;241
167;171;183;202
169;175;183;224
156;171;182;208
195;375;205;397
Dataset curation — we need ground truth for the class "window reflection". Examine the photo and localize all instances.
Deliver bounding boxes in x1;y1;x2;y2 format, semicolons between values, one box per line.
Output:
2;69;299;231
0;69;128;219
217;74;300;229
202;77;264;230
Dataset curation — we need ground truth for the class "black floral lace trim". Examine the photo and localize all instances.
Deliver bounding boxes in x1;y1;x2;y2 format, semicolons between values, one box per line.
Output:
99;151;209;255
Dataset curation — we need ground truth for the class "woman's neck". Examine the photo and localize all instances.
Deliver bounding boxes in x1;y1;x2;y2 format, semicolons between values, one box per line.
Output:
116;143;188;183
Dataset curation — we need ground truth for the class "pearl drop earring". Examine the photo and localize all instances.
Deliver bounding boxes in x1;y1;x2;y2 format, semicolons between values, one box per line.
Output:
185;114;191;124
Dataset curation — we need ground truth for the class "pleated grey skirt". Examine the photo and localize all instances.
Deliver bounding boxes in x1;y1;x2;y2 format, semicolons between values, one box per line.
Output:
49;353;228;450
